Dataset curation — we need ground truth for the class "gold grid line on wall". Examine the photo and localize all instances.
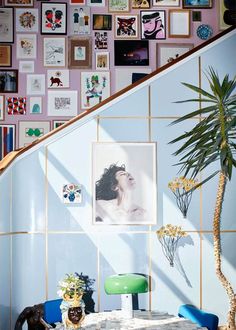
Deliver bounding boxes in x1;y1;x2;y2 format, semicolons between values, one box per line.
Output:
45;146;49;300
10;169;12;330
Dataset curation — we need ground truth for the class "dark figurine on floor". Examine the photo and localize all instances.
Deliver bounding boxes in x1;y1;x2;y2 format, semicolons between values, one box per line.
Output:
14;303;48;330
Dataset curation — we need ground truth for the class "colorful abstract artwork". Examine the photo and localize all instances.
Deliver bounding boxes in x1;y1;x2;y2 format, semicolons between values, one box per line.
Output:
41;2;67;35
16;9;39;32
63;184;82;203
18;121;50;147
7;97;26;115
0;124;15;160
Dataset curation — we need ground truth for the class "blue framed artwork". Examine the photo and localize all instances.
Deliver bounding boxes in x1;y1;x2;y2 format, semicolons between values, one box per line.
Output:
0;124;15;160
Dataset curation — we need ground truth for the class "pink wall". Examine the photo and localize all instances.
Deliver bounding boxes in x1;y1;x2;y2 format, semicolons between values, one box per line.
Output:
1;0;222;148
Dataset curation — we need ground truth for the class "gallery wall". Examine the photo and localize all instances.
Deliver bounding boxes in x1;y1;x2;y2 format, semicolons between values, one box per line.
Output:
0;0;228;151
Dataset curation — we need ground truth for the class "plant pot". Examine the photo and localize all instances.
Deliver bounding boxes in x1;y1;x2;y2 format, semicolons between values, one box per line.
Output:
60;293;85;329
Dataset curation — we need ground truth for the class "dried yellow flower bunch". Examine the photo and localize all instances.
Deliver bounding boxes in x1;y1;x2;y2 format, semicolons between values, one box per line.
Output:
156;224;188;238
168;176;198;193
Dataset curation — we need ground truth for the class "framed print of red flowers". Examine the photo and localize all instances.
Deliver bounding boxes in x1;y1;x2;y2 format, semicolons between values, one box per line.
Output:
41;2;67;35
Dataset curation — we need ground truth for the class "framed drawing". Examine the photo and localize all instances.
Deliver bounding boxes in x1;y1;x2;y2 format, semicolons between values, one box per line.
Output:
0;125;15;161
68;37;92;69
19;60;34;73
47;69;69;88
87;0;105;7
70;0;85;5
27;74;45;95
16;34;37;59
192;11;202;22
16;8;38;32
0;95;4;120
108;0;129;12
63;184;82;204
114;40;149;66
153;0;179;5
92;142;157;225
69;6;90;35
0;45;12;67
156;43;193;68
132;0;150;9
47;90;78;116
168;9;190;38
115;67;151;92
41;2;67;35
53;120;68;129
95;52;109;70
140;10;166;39
0;70;18;93
30;96;42;114
43;37;66;67
4;0;33;6
19;121;50;147
94;32;108;49
114;15;139;39
7;97;26;115
81;72;110;110
0;8;14;43
183;0;212;8
93;14;112;30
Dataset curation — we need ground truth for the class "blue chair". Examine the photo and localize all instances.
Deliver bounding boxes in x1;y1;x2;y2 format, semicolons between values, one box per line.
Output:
178;304;219;330
40;299;62;329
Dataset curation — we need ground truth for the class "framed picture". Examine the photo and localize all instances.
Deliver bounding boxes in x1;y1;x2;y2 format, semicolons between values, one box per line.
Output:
108;0;129;12
140;10;166;40
7;97;26;115
0;70;18;93
69;6;90;35
53;120;68;129
156;43;193;67
47;69;69;88
0;45;12;67
87;0;105;7
192;11;202;22
0;125;15;161
168;9;190;38
16;8;38;32
19;60;34;73
153;0;179;5
115;67;151;91
4;0;33;6
30;96;42;114
92;142;157;225
183;0;212;8
63;184;82;204
81;71;110;110
68;37;92;69
47;90;78;116
70;0;85;5
0;8;14;43
93;14;112;30
0;95;4;120
219;0;229;30
16;34;37;59
132;0;150;9
114;40;149;66
27;74;45;95
19;121;50;147
114;15;139;39
41;2;67;35
43;37;66;67
94;32;108;49
95;52;109;70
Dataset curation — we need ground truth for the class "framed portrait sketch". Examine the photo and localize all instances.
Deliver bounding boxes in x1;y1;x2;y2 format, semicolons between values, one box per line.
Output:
0;8;14;43
0;70;18;93
43;37;66;67
156;43;193;68
19;121;50;147
168;9;190;38
16;8;38;32
114;15;139;39
27;74;45;95
108;0;129;12
16;34;37;59
7;97;26;115
47;69;69;88
41;2;67;35
81;71;110;110
4;0;33;6
114;40;149;66
0;45;12;67
69;6;90;35
93;14;112;30
68;37;92;69
0;125;15;161
95;52;109;70
0;96;4;120
132;0;150;9
153;0;179;5
183;0;212;8
92;142;157;225
47;90;78;116
140;10;166;40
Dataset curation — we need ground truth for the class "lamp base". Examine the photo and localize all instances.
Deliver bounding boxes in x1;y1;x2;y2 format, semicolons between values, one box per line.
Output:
121;294;133;319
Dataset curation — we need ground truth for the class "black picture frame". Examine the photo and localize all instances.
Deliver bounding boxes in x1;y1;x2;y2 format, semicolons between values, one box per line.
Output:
0;7;14;43
182;0;212;9
0;69;18;93
92;14;112;30
114;40;149;66
192;11;202;22
41;2;67;35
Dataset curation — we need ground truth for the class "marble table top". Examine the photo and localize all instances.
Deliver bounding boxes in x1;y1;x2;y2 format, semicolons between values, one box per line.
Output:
55;310;207;330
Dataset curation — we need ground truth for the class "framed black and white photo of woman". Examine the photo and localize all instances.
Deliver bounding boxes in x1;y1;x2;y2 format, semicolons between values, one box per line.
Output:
92;142;157;225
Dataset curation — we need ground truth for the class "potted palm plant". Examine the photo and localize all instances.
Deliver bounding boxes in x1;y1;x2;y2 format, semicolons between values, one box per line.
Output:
169;67;236;330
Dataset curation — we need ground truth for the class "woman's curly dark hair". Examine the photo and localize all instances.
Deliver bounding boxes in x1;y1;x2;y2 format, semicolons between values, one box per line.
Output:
96;164;126;200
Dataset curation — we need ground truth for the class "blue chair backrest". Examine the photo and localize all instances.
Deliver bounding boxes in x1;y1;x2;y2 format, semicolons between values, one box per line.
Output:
44;299;63;324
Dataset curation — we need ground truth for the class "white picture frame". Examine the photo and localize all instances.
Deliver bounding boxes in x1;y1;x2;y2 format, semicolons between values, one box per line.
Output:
47;90;78;116
41;2;67;35
16;34;37;59
16;9;39;33
30;97;42;114
19;121;50;147
92;142;157;225
0;8;14;43
156;43;194;68
0;96;4;121
69;6;91;35
115;68;151;92
43;37;66;67
95;52;109;70
153;0;180;6
19;61;35;73
27;74;45;95
168;10;190;38
47;69;69;88
114;14;139;39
